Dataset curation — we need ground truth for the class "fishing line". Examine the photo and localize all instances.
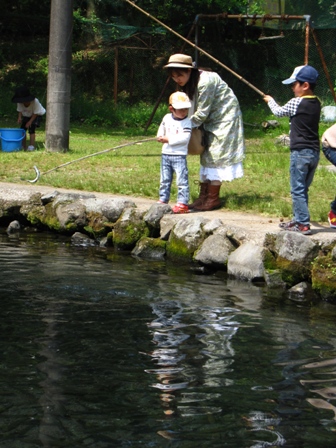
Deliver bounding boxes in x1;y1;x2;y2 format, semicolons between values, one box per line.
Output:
24;137;157;183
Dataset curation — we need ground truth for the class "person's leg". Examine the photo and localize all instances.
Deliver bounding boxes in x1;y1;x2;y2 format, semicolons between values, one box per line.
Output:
174;155;189;205
159;154;173;204
188;166;210;209
322;145;336;217
194;180;221;211
20;119;29;150
290;149;319;226
188;181;209;209
28;122;37;149
29;133;36;148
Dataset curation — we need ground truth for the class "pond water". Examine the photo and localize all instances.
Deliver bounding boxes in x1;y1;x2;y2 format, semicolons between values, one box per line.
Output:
1;230;336;448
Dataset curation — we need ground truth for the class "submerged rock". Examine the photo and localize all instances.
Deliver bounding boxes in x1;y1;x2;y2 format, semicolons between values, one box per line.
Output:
6;220;21;234
132;236;166;260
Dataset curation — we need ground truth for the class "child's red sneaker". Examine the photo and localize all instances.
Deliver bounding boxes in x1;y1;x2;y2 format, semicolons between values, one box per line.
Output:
172;203;189;214
328;210;336;229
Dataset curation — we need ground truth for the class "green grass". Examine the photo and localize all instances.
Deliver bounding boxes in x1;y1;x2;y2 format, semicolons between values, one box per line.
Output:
0;104;334;224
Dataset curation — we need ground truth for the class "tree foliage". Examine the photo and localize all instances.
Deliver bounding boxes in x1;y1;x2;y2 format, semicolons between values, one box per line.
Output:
2;0;336;43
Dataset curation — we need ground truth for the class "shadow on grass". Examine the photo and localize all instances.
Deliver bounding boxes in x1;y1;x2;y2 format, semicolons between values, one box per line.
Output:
221;192;274;208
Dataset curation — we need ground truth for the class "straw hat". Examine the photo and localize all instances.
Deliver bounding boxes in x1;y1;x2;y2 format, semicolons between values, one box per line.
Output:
12;86;35;103
164;54;195;69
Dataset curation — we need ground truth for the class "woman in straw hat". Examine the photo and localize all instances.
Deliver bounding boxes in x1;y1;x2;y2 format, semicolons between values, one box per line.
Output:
164;54;245;211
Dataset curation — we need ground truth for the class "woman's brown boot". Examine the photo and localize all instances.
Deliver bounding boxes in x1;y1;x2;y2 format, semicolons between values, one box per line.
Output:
188;182;209;210
194;184;221;211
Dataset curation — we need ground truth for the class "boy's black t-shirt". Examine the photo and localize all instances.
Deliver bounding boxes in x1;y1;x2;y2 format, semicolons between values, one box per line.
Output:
289;97;321;151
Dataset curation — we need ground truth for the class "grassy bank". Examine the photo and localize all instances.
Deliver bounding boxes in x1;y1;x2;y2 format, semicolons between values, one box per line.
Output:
0;104;334;224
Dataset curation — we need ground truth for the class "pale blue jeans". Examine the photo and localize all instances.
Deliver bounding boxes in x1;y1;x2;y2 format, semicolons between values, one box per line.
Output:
290;148;320;225
159;154;189;204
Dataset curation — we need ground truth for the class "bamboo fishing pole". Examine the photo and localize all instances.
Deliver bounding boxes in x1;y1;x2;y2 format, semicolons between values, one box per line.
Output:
123;0;266;97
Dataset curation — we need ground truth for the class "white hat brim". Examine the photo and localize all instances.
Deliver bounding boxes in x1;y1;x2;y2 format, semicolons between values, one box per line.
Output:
164;63;194;69
172;102;191;109
282;78;296;85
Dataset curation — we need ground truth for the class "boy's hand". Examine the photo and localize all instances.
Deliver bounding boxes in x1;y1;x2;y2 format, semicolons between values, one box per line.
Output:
157;136;168;143
263;95;273;104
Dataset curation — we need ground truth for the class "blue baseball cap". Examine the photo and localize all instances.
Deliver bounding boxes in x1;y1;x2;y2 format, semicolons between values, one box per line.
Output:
282;65;319;85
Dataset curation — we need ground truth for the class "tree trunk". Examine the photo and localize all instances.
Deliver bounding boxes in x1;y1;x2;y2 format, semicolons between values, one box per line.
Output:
45;0;73;152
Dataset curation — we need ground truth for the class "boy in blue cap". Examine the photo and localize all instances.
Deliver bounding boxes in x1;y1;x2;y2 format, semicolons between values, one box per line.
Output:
264;65;321;235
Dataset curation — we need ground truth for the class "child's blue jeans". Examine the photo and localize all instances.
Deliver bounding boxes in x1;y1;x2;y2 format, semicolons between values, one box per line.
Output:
159;154;189;205
290;148;320;225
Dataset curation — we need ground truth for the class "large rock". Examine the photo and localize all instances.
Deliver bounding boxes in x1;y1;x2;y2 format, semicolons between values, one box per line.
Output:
227;242;272;281
144;203;173;235
159;215;179;241
113;208;150;250
194;231;235;267
55;201;88;232
22;192;137;234
311;251;336;301
132;237;166;260
275;231;319;285
83;197;135;222
166;216;208;261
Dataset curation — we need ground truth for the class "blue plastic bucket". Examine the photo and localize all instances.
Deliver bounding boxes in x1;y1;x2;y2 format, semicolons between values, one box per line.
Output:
0;128;26;152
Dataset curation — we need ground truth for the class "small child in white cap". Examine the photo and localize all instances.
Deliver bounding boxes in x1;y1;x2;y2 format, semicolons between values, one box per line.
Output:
156;91;192;213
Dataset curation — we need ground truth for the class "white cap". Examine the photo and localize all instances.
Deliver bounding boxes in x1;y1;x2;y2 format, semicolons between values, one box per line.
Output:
169;92;191;109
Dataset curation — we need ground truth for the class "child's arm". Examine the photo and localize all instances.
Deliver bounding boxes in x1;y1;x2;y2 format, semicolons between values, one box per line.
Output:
263;95;273;104
17;112;22;124
264;96;301;118
167;128;191;147
26;113;38;128
157;118;168;143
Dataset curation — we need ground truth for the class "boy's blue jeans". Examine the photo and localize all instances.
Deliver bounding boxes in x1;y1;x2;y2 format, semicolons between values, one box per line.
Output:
290;148;320;226
159;154;189;204
322;144;336;213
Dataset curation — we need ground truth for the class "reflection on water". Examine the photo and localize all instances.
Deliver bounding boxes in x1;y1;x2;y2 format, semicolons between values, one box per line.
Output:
1;230;336;447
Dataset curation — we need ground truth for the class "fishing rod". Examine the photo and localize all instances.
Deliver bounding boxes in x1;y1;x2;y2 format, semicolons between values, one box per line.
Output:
25;137;157;183
123;0;266;98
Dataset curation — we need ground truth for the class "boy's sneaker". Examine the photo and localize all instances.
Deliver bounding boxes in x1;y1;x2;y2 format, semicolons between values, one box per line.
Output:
27;145;35;151
279;220;296;229
328;210;336;229
286;223;312;235
172;203;189;214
